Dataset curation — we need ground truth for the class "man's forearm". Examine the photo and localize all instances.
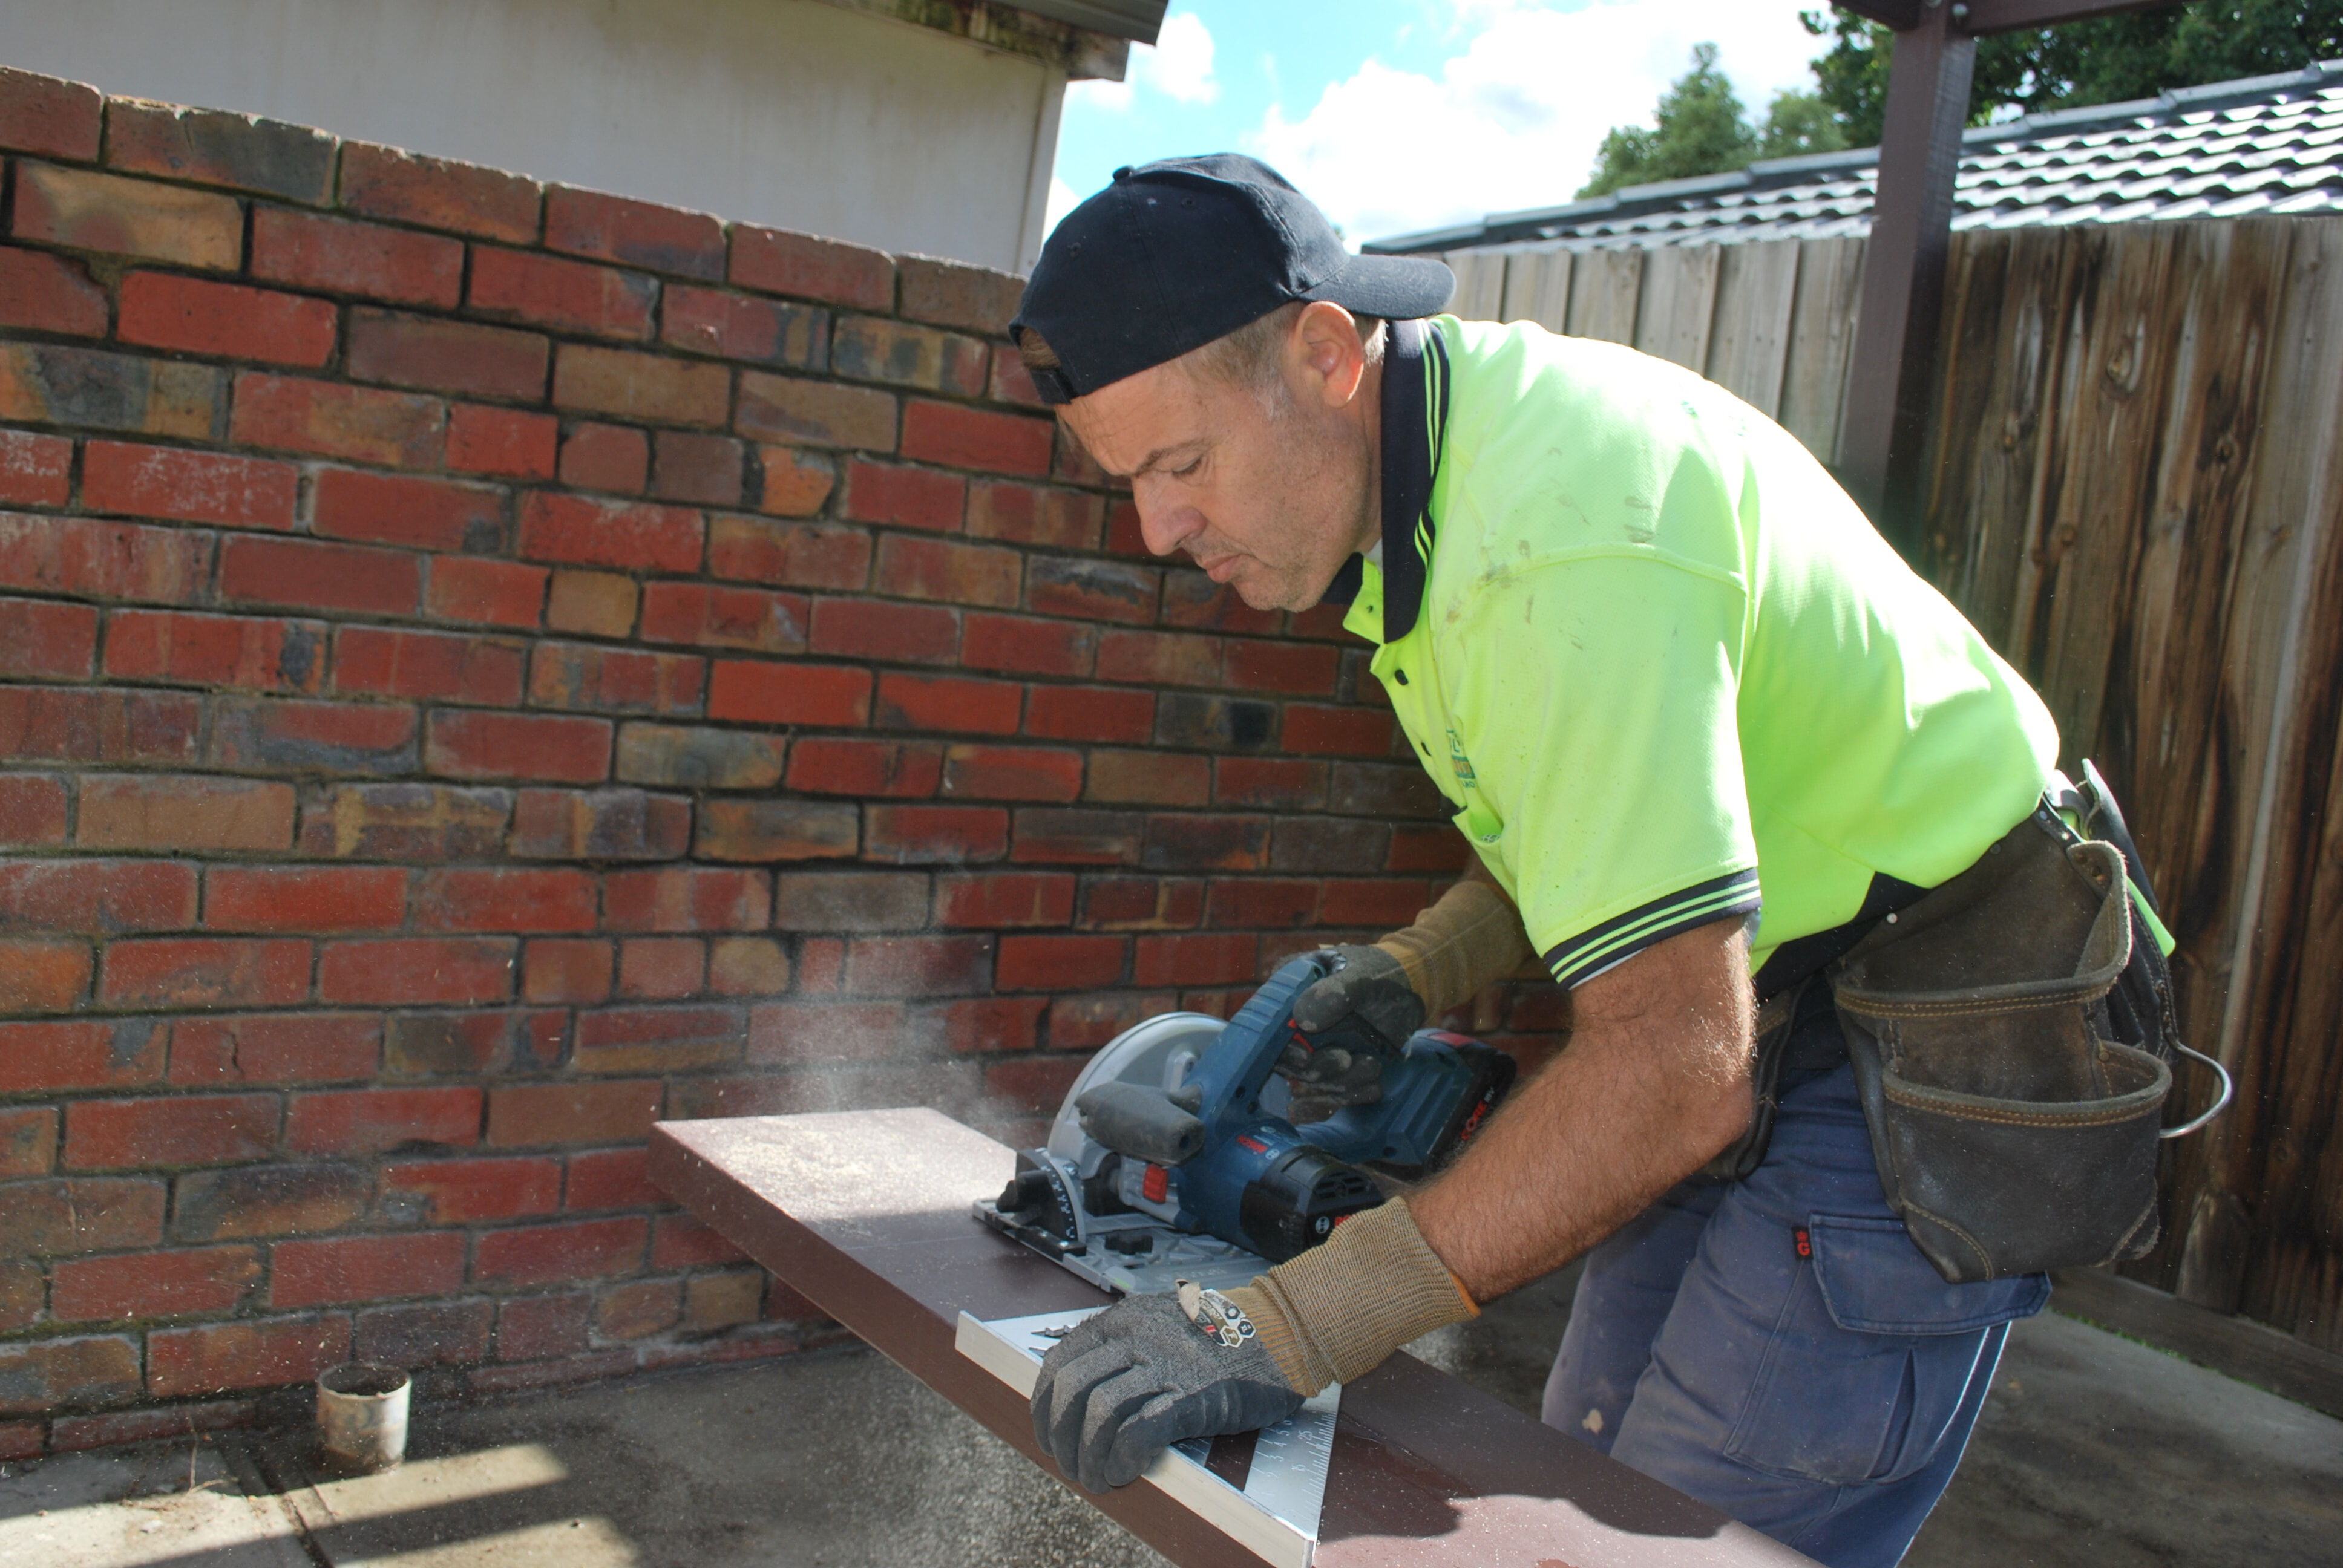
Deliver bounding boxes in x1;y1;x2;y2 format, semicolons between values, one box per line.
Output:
1407;916;1757;1301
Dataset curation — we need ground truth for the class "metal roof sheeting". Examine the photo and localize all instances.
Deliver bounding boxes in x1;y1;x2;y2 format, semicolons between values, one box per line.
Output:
1008;0;1165;44
1365;59;2343;254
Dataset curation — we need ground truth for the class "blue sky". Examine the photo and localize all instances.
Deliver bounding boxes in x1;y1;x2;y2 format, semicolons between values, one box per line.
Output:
1049;1;1839;247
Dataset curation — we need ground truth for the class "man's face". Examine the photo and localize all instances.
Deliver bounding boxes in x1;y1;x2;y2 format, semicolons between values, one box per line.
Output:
1060;318;1376;612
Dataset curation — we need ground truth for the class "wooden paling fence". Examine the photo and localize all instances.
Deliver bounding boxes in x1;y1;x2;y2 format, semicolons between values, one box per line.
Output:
1450;220;2342;1351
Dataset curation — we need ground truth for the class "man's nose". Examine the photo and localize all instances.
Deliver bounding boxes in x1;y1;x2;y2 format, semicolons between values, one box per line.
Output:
1135;489;1203;560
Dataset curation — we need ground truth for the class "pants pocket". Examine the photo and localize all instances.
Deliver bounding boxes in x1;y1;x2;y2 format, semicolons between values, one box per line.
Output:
1722;1214;2045;1485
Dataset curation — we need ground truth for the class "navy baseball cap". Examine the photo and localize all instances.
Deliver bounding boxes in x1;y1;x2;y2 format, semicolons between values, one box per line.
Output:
1011;154;1455;406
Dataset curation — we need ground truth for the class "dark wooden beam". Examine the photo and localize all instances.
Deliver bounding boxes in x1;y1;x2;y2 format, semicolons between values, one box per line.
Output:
1837;0;1926;26
1958;0;2188;34
1838;1;1976;538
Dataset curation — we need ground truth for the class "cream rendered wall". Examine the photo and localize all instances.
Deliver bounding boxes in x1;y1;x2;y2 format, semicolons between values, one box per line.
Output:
0;0;1064;273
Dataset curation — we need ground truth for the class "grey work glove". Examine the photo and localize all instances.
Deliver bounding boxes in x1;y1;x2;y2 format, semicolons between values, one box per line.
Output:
1277;946;1426;1120
1031;1282;1305;1493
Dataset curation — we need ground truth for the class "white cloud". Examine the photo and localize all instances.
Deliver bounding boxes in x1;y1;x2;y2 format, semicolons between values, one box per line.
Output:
1044;175;1081;235
1248;0;1828;245
1064;9;1218;114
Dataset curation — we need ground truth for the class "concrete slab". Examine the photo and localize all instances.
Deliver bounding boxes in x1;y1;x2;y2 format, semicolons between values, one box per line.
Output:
0;1441;307;1568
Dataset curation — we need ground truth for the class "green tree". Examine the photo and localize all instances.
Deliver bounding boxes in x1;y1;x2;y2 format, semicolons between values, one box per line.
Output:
1801;1;2343;146
1759;89;1851;160
1579;44;1758;198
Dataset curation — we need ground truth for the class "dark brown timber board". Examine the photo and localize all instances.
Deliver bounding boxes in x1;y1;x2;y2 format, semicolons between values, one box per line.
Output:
649;1108;1814;1568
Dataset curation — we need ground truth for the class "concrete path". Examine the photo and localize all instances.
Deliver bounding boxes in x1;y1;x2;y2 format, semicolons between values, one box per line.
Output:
1;1285;2335;1567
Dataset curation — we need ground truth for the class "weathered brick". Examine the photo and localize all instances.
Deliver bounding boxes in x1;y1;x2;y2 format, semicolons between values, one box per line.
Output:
1331;760;1450;818
77;773;294;853
730;225;893;310
545;569;639;638
382;1155;561;1224
272;1231;466;1308
0;939;90;1011
651;430;746;505
638;581;807;655
942;744;1083;803
469;247;656;339
415;867;598;933
649;1212;747;1269
1143;814;1271;872
0;593;96;677
382;1010;557;1082
285;1086;482;1155
0;1106;59;1177
966;482;1103;550
1105;500;1146;554
117;271;338;366
252;204;463;307
169;1014;381;1086
1011;808;1144;865
0;342;221;439
1025;557;1159;624
989;346;1044;408
0;245;107;336
50;1399;259;1452
474;1217;647;1287
0;1335;142;1414
1156;694;1281;753
1320;878;1437;929
486;1080;662;1147
425;709;612;783
106;100;336;203
0;858;197;933
613;722;785;789
811;597;960;664
333;625;525;706
518;491;703;573
171;1163;369;1241
1216;756;1328;810
0;430;71;511
83;440;298;529
771;871;928;932
1267;817;1391;874
554;344;731;426
1086;748;1210;806
298;783;511;861
0;1262;44;1333
597;1276;683;1339
1098;630;1221;688
510;787;690;861
784;737;940;797
0;774;68;846
559;422;649;493
347;308;548;400
53;1244;261;1321
426;557;547;627
218;535;419;618
601;867;768;932
64;1094;280;1171
874;535;1020;607
1134;931;1261;988
522;938;612;1005
1282;704;1394;757
704;659;871;727
845;935;991;997
961;613;1095;679
754;446;839;516
547;186;725;279
448;402;559;480
527;641;705;716
10;161;241;270
1388;825;1473;874
0;684;202;765
874;673;1020;734
147;1314;351;1397
204;867;405;934
496;1291;590;1360
574;1004;741;1073
207;695;419;776
1162;570;1280;633
996;934;1127;991
314;468;509;556
339;142;541;243
934;872;1076;929
1225;638;1340;696
985;1056;1086;1115
0;1175;165;1253
1081;877;1205;932
695;799;858;862
862;805;1009;865
830;315;987;395
901;400;1052;476
355;1299;495;1368
615;937;703;1001
707;936;790;996
1207;878;1322;929
708;514;868;589
99;937;310;1010
736;371;894;449
317;937;514;1005
1027;685;1154;744
229;371;444;468
0;65;102;160
898;255;1023;335
661;284;823;366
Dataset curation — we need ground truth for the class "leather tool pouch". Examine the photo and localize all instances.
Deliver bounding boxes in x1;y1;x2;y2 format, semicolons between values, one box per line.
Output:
1831;814;2170;1284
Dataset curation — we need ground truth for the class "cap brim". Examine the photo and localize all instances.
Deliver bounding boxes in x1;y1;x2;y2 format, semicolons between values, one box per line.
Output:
1303;252;1456;319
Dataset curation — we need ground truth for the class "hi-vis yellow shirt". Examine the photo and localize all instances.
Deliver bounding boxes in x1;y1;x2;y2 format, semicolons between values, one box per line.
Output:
1335;318;2057;988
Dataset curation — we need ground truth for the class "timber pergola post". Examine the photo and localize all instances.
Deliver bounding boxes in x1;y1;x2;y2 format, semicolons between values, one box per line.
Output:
1836;0;2194;549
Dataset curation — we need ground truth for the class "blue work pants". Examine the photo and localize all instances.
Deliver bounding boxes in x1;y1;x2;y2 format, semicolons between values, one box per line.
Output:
1542;1050;2049;1567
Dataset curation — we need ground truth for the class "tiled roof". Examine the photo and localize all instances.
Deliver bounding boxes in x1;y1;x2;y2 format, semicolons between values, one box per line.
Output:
1364;59;2343;254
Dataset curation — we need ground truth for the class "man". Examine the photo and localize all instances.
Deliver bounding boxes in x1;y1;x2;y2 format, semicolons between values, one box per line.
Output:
1012;155;2066;1568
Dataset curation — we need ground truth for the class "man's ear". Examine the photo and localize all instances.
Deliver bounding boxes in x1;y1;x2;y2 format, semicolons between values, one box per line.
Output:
1290;301;1368;410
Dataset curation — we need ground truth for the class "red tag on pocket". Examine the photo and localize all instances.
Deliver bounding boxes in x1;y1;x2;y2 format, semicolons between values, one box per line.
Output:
1794;1227;1813;1260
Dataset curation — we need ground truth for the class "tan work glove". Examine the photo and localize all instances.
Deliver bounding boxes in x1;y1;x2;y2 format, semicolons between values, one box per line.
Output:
1280;875;1535;1120
1222;1195;1476;1396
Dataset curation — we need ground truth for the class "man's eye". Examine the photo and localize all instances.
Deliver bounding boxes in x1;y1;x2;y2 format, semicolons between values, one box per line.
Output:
1173;457;1204;479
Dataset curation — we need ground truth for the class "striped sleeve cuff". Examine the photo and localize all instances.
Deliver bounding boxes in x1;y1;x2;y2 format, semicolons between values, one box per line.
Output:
1541;870;1763;988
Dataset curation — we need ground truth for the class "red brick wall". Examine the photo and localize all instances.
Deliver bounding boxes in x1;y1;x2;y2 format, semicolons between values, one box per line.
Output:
0;64;1567;1455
